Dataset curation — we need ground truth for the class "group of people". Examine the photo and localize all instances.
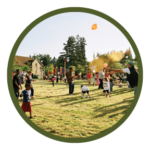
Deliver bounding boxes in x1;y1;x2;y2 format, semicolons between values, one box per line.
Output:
12;69;35;118
66;61;138;98
12;61;138;119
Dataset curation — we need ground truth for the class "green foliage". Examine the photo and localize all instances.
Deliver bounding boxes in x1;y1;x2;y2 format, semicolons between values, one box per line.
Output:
33;74;39;79
67;66;76;74
30;54;51;66
75;64;85;74
22;65;32;72
45;65;53;75
109;62;123;69
58;35;87;73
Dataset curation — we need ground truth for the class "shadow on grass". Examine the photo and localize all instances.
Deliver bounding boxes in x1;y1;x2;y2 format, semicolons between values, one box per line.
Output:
36;88;134;108
111;88;134;96
32;103;44;106
93;97;134;118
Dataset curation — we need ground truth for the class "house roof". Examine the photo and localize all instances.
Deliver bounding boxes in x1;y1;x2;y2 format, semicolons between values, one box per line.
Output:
32;58;45;68
35;58;45;67
14;55;35;66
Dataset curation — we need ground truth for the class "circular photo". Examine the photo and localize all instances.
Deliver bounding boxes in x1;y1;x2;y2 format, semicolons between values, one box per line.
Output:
7;7;143;143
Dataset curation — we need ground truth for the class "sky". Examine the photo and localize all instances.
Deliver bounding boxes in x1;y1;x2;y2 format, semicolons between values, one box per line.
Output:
16;12;135;61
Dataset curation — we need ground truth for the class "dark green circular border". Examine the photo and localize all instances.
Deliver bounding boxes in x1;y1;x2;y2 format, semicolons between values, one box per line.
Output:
7;7;143;143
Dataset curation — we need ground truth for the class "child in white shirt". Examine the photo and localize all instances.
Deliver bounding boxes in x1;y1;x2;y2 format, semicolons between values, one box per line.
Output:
81;85;91;98
103;77;111;97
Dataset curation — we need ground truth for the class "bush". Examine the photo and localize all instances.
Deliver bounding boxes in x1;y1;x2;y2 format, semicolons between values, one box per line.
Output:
33;74;39;79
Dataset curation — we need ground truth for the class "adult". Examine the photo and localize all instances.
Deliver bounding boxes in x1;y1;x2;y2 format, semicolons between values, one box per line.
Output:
67;67;77;95
20;72;24;84
106;61;138;96
86;70;92;86
25;71;34;98
13;69;22;99
98;69;105;89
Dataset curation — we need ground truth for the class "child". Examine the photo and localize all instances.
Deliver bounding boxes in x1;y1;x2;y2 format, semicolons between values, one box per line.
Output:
81;85;91;98
103;77;111;97
52;74;55;86
20;83;33;118
110;78;114;94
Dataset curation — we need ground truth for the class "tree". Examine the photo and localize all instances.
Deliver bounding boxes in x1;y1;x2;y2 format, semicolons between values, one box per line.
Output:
58;35;87;74
30;54;52;66
75;64;85;74
45;65;53;75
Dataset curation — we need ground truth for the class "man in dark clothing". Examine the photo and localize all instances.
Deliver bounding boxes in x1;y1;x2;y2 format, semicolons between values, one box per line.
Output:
13;69;22;99
106;61;138;96
67;68;77;95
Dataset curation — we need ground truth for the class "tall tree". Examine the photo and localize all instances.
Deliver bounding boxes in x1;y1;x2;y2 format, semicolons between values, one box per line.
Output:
58;35;87;73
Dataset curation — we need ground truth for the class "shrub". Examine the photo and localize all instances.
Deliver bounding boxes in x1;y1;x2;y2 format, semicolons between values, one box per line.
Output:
33;74;39;79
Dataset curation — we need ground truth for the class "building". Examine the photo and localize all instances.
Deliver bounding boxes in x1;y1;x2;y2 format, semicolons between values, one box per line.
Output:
32;58;45;79
14;56;45;79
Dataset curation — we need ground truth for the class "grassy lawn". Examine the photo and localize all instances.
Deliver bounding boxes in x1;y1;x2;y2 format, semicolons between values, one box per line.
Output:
18;80;134;138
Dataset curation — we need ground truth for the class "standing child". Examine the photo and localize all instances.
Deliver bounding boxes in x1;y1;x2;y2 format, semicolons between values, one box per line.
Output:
20;83;33;119
103;77;111;97
81;85;91;98
52;74;55;86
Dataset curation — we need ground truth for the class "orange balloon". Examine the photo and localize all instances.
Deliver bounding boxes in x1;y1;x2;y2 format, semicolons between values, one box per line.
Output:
104;63;108;68
92;24;97;30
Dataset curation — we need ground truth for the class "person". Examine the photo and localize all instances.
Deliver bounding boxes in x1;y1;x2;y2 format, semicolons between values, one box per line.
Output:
121;73;125;83
106;61;138;96
67;67;77;95
51;74;55;86
82;74;84;79
64;75;67;83
20;71;24;84
91;74;97;86
60;75;63;82
103;77;111;97
91;74;95;86
25;71;34;98
81;85;91;98
66;74;69;86
110;78;114;94
13;69;22;99
98;69;104;89
86;70;92;86
20;83;33;119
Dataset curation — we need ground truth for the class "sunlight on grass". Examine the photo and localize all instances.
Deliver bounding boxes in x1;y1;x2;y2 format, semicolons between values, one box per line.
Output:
18;80;134;138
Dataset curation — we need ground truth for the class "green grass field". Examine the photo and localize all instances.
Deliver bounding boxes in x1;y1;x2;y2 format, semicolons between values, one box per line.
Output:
18;80;134;138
